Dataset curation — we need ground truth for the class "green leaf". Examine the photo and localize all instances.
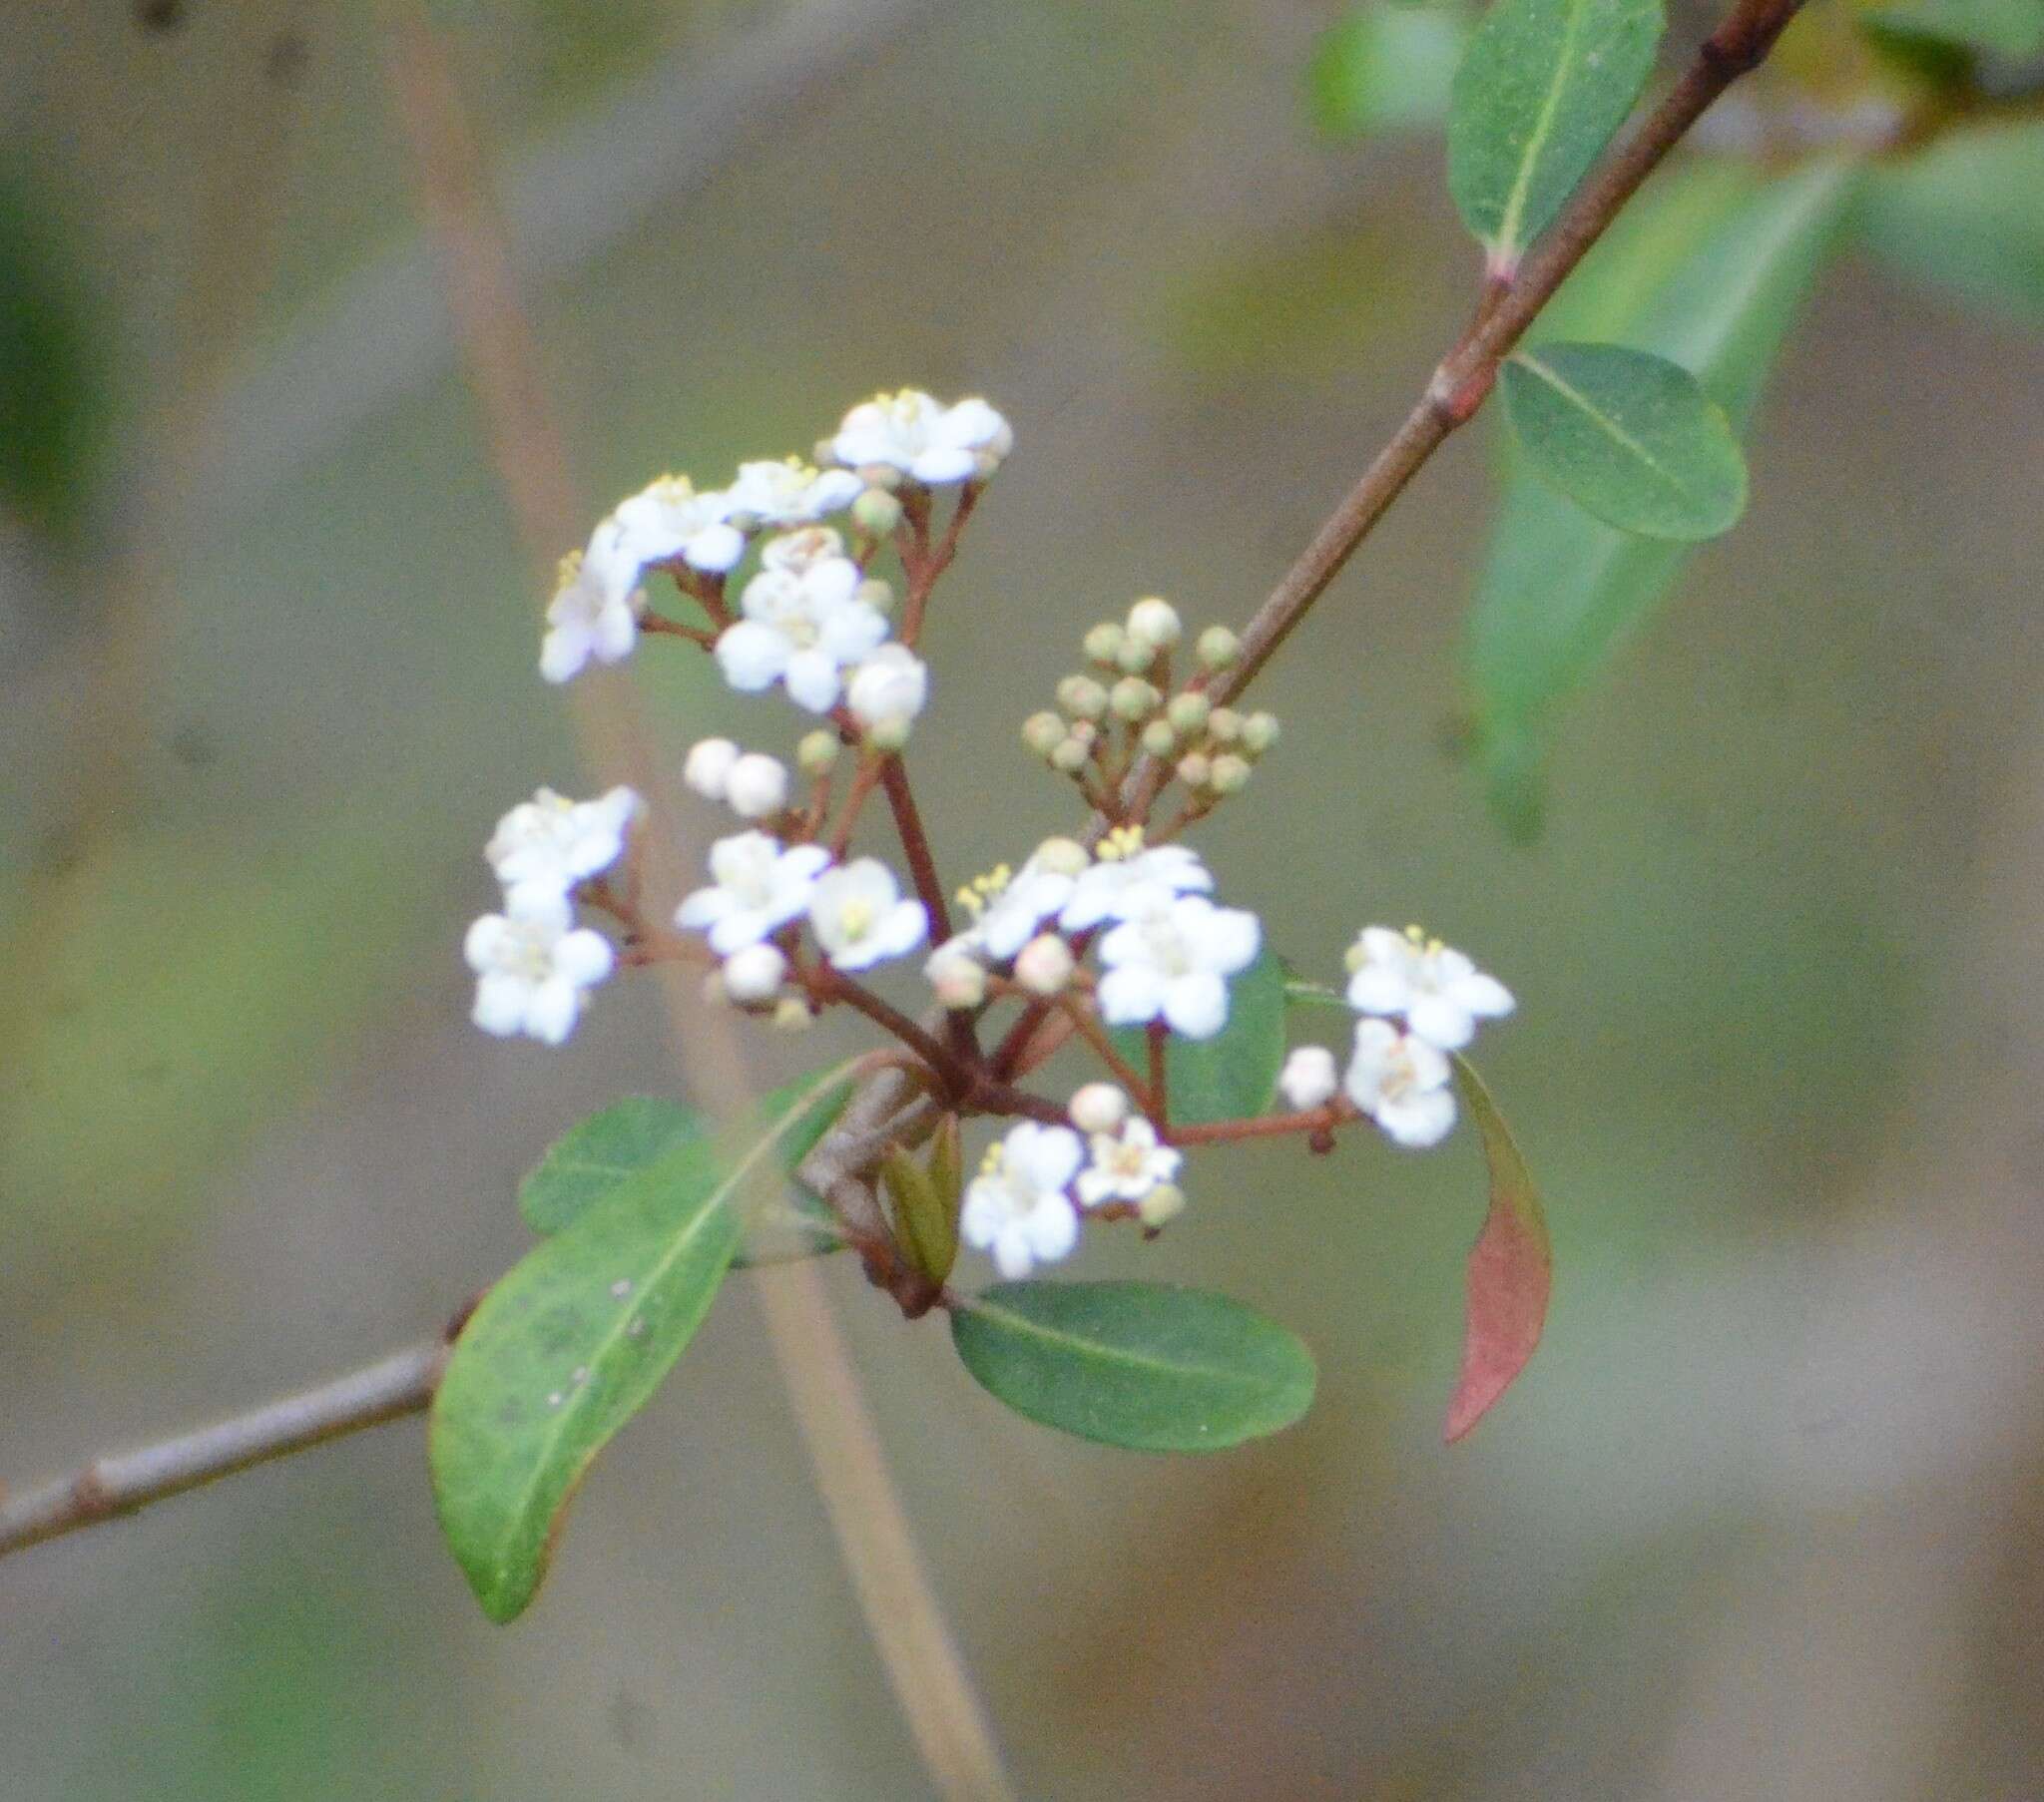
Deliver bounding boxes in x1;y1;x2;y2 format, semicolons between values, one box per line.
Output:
1444;1058;1551;1440
515;1070;857;1262
518;1097;704;1235
951;1281;1316;1451
1857;122;2044;329
1464;159;1857;837
1307;2;1470;138
429;1071;855;1620
1445;0;1663;263
1502;341;1747;540
0;174;103;541
1860;0;2044;61
1107;949;1287;1125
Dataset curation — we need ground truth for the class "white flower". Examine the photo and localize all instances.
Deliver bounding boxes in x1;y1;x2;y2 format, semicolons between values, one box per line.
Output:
1068;1083;1129;1134
845;644;930;736
960;856;1079;962
675;831;831;955
1075;1116;1182;1209
832;390;1012;485
960;1123;1083;1279
1058;835;1214;933
540;548;639;683
596;474;745;586
760;526;848;574
484;784;641;906
1344;1019;1456;1148
1095;894;1261;1041
683;737;742;801
465;889;615;1045
1344;925;1514;1052
722;942;788;1004
714;556;889;712
725;458;861;528
725;752;790;820
808;858;928;971
925;937;988;1009
1278;1045;1339;1112
1013;932;1075;996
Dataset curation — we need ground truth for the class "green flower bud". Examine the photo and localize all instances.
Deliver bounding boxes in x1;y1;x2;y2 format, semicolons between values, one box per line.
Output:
1115;636;1158;675
855;577;896;617
850;487;903;536
1023;710;1067;757
1049;736;1091;774
1176;751;1213;789
1082;622;1126;665
796;729;841;776
1057;674;1109;720
1165;691;1211;736
1196;625;1241;672
1140;718;1178;758
1126;596;1183;649
1033;835;1090;876
1242;710;1280;754
1110;676;1160;721
1206;706;1244;744
867;714;913;753
1139;1183;1186;1228
1209;752;1252;794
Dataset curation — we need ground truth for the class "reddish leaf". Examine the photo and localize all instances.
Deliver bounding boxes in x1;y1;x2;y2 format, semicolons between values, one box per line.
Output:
1444;1058;1552;1441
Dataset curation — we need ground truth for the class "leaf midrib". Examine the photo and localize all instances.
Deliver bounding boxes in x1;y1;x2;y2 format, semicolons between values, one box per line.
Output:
1512;348;1702;507
1492;0;1593;258
965;1295;1286;1396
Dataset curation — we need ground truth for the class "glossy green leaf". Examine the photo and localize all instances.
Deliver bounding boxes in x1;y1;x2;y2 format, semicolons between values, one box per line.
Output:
1107;949;1287;1125
1444;1058;1551;1440
1857;122;2044;329
1307;2;1470;138
430;1073;853;1620
1446;0;1663;262
951;1281;1316;1451
515;1070;856;1262
1465;159;1857;837
1860;0;2044;61
1502;341;1747;540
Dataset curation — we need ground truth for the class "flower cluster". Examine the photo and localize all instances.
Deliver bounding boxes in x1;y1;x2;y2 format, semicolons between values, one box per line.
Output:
1278;926;1515;1147
464;383;1518;1298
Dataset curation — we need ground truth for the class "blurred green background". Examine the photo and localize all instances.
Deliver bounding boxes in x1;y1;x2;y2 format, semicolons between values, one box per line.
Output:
5;1;2044;1797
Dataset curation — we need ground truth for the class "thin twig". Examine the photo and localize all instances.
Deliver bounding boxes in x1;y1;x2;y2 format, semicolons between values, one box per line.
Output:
878;754;954;942
0;1342;448;1559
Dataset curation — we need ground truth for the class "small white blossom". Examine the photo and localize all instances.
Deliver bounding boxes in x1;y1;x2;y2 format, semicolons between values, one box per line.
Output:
683;737;742;801
1013;932;1075;996
722;942;788;1004
1075;1116;1182;1209
725;458;861;528
1125;597;1183;650
1058;832;1214;933
845;644;930;737
960;1123;1083;1279
725;752;790;820
540;548;639;683
1096;894;1261;1041
925;937;989;1009
1344;1019;1456;1148
1345;925;1514;1052
808;858;928;971
675;831;831;955
715;556;889;712
1278;1045;1339;1112
485;785;640;906
1068;1083;1129;1135
465;889;615;1045
958;855;1079;963
832;390;1012;486
597;474;746;585
760;526;847;575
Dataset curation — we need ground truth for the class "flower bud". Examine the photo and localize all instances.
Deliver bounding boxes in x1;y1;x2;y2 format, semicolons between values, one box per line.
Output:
1209;752;1252;795
1242;710;1280;754
1196;625;1240;672
1176;751;1213;789
1049;735;1091;774
850;486;903;536
1206;706;1243;744
1109;676;1160;722
1066;718;1099;749
1033;835;1090;877
1057;675;1109;720
867;714;912;752
1165;691;1211;736
772;995;815;1032
1082;623;1126;666
1116;636;1158;674
683;736;741;801
855;577;897;617
1126;596;1183;649
1140;718;1177;758
926;942;988;1009
1278;1045;1338;1111
796;729;840;777
1069;1083;1130;1134
1138;1183;1186;1229
723;942;787;1004
1014;933;1076;996
727;752;790;818
1023;710;1067;757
